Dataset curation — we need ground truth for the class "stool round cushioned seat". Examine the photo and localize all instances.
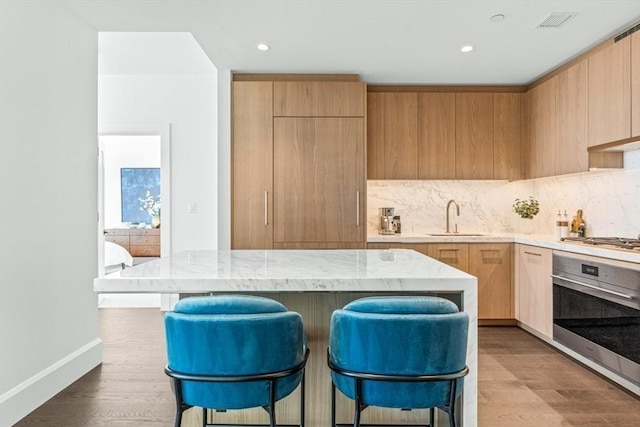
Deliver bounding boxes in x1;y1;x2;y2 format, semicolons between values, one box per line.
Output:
165;295;306;411
329;296;469;414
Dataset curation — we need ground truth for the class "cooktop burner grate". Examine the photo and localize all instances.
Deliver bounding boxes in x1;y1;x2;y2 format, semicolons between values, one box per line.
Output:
560;237;640;250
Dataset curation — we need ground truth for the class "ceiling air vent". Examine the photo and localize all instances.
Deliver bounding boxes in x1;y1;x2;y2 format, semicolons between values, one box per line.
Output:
535;12;578;29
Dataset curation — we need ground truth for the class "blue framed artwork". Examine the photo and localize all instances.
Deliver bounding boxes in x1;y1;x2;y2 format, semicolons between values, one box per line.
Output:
121;168;160;223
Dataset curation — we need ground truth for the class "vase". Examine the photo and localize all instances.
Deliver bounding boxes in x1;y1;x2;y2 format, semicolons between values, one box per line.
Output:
151;215;161;228
518;218;535;234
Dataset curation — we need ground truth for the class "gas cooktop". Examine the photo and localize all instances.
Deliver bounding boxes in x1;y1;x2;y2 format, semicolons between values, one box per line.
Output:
560;237;640;251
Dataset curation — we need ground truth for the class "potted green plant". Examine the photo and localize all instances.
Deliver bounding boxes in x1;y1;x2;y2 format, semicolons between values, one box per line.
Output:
513;196;540;219
513;196;539;233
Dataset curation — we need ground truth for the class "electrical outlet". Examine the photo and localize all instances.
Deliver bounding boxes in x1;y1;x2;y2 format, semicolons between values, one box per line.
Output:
187;202;197;213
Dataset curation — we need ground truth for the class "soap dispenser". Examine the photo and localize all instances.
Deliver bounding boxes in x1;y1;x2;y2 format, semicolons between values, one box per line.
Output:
560;210;569;238
555;211;562;239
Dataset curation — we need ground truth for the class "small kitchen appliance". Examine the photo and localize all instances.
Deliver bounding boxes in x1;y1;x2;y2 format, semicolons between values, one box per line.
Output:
378;207;395;235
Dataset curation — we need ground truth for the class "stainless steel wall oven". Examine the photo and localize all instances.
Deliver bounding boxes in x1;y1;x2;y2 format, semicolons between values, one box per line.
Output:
552;252;639;387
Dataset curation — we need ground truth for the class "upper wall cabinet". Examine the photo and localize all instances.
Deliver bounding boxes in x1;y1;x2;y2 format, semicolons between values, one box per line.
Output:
632;30;640;137
588;37;631;147
555;60;589;175
274;82;365;117
494;93;525;181
528;77;556;178
367;92;418;179
456;93;494;179
417;93;456;179
367;90;523;180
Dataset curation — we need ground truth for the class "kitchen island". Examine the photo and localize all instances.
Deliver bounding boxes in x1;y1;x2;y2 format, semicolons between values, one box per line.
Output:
95;249;477;427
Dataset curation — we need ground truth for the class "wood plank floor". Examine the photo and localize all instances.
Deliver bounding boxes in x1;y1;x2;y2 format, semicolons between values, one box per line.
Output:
16;308;639;426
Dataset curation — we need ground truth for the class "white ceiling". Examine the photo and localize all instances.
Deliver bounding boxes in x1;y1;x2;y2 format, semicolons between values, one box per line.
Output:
67;0;640;85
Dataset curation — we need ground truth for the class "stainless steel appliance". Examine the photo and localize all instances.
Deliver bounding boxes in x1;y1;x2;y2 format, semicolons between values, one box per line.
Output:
552;252;640;386
378;207;395;235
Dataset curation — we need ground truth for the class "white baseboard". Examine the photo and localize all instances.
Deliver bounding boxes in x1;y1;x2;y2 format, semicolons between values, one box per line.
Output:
0;338;103;427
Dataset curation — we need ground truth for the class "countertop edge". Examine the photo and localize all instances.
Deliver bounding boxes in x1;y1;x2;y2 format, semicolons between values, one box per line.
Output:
367;233;640;263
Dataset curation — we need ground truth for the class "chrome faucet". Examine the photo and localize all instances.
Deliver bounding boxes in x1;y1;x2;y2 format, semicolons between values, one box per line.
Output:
446;199;460;233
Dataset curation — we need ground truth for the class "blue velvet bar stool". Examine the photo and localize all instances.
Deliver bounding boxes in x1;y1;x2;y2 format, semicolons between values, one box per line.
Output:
328;296;469;427
164;295;309;427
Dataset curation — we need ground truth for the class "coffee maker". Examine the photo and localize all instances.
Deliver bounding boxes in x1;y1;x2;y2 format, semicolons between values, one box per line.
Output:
378;207;396;235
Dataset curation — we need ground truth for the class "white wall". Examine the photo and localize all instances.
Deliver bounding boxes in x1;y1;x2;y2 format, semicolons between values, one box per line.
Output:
217;69;232;249
99;73;218;252
0;2;101;426
368;150;640;237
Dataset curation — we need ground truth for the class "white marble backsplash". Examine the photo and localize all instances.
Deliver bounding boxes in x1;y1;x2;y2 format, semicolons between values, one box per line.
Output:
367;151;640;238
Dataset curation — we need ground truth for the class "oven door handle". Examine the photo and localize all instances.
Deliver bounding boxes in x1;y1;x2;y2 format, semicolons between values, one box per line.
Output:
551;274;634;300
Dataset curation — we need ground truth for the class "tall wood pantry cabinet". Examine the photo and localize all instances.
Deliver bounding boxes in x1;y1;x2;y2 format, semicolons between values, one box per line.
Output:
232;78;366;249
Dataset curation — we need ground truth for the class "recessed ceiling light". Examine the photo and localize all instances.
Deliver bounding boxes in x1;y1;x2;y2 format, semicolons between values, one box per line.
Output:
460;45;474;53
490;14;505;22
257;43;270;51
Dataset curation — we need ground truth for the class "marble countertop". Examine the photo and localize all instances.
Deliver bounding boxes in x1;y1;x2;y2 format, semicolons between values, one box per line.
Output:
368;233;640;263
94;249;477;294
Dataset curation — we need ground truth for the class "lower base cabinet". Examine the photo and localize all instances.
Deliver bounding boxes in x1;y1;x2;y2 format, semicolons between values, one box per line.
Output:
367;242;513;321
468;243;512;320
427;243;470;272
273;242;365;249
515;244;553;338
367;242;428;255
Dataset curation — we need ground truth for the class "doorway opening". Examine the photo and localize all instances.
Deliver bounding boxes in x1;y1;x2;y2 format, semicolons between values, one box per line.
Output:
98;132;168;308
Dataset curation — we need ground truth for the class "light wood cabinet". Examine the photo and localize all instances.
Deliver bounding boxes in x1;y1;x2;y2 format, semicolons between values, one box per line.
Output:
274;82;365;117
273;117;365;243
528;77;556;178
469;243;512;320
632;31;640;137
233;78;366;249
366;92;418;179
515;244;553;338
367;242;428;256
427;243;469;272
275;242;366;249
555;60;589;175
588;37;631;147
494;93;524;180
370;241;514;322
105;228;160;257
367;90;524;180
417;93;456;179
232;81;274;249
455;93;494;179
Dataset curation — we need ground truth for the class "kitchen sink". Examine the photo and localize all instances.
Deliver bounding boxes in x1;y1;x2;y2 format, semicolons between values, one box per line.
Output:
427;233;486;236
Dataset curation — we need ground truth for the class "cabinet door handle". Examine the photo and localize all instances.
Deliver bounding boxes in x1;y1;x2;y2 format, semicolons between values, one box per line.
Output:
481;249;500;253
356;190;360;226
524;251;542;257
264;190;268;226
439;249;459;252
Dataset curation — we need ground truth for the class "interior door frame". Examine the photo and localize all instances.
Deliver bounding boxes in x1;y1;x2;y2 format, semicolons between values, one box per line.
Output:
97;122;172;269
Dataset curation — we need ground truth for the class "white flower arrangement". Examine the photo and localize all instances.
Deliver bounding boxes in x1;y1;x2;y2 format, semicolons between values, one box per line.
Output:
139;190;161;217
